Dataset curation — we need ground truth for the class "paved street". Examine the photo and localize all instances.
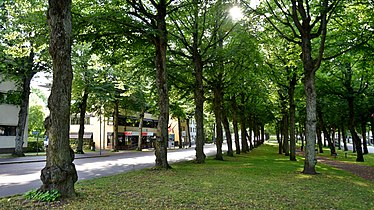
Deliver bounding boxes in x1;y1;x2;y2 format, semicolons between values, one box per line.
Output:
0;144;224;198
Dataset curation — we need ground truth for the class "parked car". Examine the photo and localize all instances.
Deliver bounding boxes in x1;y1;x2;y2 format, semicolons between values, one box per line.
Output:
44;136;49;148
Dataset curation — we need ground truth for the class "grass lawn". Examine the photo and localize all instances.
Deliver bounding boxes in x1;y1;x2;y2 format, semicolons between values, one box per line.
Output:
1;144;373;209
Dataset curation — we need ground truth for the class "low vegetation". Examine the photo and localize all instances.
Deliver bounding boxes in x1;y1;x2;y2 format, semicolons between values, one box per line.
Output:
1;144;373;209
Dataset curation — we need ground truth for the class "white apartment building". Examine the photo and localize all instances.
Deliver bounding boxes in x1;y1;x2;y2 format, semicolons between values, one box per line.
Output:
0;76;28;153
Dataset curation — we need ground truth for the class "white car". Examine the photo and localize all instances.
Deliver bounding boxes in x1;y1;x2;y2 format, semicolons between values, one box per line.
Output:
44;136;49;148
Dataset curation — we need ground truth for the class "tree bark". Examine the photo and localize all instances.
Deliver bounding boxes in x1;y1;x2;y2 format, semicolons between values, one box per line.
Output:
282;113;289;156
361;119;368;154
137;112;144;151
213;84;223;160
186;117;191;147
240;114;249;153
231;97;240;154
288;71;297;161
347;95;364;162
316;126;323;153
192;2;205;163
76;90;88;154
112;99;119;152
13;68;35;157
341;122;348;151
153;1;170;169
277;121;282;154
303;69;317;174
318;109;336;155
178;117;183;149
40;0;77;197
337;127;341;150
222;111;233;157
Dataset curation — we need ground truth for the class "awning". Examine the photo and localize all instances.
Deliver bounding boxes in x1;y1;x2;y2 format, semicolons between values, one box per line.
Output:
69;132;93;139
124;131;154;137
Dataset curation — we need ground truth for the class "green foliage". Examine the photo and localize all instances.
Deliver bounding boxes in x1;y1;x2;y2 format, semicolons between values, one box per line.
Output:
24;189;60;202
28;105;45;135
26;141;45;153
0;90;22;105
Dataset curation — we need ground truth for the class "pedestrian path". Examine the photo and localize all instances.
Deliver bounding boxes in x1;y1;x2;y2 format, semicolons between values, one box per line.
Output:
0;149;116;165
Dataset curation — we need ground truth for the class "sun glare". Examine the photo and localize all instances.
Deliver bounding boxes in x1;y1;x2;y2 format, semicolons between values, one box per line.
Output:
229;6;243;21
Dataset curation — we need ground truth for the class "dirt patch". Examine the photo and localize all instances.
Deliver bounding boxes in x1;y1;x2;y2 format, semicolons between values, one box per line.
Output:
317;156;374;182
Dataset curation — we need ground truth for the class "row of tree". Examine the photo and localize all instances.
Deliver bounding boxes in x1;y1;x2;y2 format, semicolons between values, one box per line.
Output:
0;0;373;198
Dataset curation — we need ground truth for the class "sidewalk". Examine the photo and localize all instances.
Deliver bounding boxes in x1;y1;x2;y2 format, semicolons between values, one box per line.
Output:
0;149;115;165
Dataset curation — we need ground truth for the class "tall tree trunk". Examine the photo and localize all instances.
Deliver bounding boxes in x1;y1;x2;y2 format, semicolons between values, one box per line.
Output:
153;3;170;169
370;118;374;145
137;112;144;151
192;0;205;163
282;113;289;156
231;98;240;154
347;96;364;162
240;114;249;153
261;124;265;145
186;117;191;148
361;120;368;154
213;84;223;160
341;122;348;151
178;117;183;149
300;125;304;152
13;68;35;157
337;127;341;150
40;0;77;197
316;126;323;153
289;71;297;161
277;121;282;154
246;127;253;150
222;111;233;156
318;110;336;155
76;90;88;154
303;68;318;174
112;99;119;152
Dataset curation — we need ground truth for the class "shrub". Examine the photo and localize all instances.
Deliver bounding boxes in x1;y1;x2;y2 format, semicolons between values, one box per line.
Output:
26;141;45;153
24;189;60;202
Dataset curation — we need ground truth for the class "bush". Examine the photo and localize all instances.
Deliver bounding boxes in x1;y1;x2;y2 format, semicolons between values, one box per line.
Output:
26;141;45;153
24;189;60;202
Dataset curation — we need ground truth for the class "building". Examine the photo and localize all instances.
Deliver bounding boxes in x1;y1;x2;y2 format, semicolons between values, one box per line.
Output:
69;112;158;150
0;77;28;153
168;117;196;148
69;112;197;151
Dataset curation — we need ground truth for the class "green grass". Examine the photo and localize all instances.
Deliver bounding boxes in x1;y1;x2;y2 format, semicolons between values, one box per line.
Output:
1;144;373;209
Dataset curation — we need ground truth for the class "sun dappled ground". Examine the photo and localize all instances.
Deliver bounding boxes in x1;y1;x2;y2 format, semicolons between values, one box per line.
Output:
1;143;373;209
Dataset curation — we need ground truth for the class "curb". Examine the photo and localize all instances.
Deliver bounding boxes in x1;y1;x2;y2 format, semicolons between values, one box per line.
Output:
0;154;110;165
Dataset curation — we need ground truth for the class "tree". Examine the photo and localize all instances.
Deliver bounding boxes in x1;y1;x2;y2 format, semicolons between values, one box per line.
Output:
253;0;357;174
1;0;49;157
71;43;96;154
28;105;45;135
40;0;78;197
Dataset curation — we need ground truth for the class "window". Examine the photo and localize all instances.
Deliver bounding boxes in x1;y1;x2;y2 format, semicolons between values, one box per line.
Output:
70;116;90;125
0;125;17;136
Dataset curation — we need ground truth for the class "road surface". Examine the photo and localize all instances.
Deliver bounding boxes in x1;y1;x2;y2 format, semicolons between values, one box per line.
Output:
0;144;224;198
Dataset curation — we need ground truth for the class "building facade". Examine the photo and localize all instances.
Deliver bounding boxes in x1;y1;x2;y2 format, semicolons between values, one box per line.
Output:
0;77;28;153
69;112;197;151
69;112;158;150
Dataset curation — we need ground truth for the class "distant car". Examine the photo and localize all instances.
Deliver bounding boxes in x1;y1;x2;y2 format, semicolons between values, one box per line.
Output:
44;136;49;148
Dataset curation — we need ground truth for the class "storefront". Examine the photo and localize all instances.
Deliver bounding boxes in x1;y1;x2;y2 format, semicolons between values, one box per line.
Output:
107;131;155;150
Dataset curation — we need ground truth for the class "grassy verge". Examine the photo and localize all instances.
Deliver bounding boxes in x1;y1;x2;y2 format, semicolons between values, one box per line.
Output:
1;144;373;209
